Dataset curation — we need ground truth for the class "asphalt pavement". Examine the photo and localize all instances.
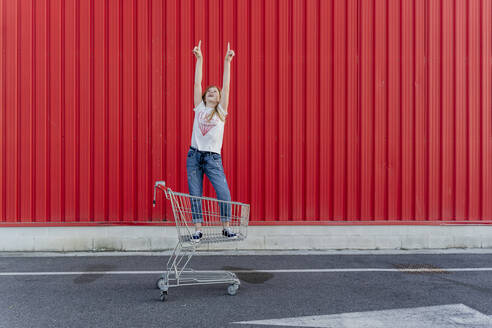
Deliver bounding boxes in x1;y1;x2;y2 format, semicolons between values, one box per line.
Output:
1;251;492;327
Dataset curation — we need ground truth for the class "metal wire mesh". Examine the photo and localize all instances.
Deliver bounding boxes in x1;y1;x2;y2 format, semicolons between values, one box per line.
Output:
167;190;250;244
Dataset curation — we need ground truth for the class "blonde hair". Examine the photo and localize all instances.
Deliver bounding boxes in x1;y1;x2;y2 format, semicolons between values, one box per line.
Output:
202;85;225;122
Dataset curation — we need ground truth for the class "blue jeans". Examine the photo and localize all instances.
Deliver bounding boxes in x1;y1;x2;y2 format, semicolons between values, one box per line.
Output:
186;147;231;223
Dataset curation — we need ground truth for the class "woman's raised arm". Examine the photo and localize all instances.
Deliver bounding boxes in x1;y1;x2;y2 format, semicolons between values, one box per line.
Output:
193;40;203;108
219;42;235;112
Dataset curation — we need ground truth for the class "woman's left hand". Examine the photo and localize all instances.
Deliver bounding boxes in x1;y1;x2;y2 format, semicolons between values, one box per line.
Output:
225;42;235;62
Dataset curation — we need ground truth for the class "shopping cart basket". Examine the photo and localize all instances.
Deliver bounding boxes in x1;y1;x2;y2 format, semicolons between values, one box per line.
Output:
153;181;250;301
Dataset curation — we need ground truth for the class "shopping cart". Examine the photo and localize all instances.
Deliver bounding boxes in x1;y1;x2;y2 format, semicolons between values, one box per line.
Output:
153;181;250;301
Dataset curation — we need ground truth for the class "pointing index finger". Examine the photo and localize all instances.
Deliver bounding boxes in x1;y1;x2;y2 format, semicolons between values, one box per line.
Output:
198;40;201;49
227;42;230;52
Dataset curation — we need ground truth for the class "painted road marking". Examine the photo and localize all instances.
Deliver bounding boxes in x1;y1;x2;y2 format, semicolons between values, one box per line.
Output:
233;304;492;327
1;267;492;276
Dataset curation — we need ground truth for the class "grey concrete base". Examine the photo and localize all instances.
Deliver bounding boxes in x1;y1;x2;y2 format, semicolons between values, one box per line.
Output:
1;225;492;252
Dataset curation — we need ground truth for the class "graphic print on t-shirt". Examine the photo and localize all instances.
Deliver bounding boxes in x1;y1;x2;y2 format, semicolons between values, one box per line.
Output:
198;110;218;136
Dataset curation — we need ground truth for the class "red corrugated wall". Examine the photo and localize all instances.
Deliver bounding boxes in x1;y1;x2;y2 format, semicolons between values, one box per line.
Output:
1;0;491;225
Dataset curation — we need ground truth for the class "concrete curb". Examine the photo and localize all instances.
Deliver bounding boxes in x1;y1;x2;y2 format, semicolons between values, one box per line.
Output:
1;225;492;252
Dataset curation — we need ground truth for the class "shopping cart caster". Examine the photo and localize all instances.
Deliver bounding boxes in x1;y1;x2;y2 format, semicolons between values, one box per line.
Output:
160;291;168;302
156;277;167;290
227;284;239;296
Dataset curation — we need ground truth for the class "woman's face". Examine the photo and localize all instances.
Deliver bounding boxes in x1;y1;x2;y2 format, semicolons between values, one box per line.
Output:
205;87;220;105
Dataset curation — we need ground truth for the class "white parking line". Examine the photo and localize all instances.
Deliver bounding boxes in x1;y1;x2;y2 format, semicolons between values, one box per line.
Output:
234;304;492;327
1;267;492;276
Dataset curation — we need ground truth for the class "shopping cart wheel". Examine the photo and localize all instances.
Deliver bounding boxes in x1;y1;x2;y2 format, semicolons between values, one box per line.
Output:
227;284;239;296
156;277;167;290
160;291;168;302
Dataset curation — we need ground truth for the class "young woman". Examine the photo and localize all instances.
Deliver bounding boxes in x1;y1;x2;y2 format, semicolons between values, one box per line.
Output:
187;40;236;240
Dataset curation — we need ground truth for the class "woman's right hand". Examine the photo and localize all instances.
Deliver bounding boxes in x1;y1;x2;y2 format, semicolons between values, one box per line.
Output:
192;40;202;59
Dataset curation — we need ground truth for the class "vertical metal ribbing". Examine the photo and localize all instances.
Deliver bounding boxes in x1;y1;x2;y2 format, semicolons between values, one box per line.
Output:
75;0;80;221
147;0;152;221
176;0;181;192
16;0;21;221
133;0;138;221
161;0;166;221
46;0;51;221
90;0;95;221
385;0;389;220
104;0;109;221
478;0;483;220
453;0;456;219
331;0;335;220
60;0;66;222
439;0;443;220
465;0;469;219
1;0;6;222
118;0;123;221
31;0;36;221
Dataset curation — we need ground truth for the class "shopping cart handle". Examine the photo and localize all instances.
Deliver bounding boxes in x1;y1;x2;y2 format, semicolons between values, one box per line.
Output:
153;181;166;207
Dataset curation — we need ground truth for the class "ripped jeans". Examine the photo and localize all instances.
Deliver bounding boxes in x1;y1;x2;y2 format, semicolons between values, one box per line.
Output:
186;147;231;223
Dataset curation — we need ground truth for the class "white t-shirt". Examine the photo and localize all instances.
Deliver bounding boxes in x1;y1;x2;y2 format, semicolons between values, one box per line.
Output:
190;101;228;154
